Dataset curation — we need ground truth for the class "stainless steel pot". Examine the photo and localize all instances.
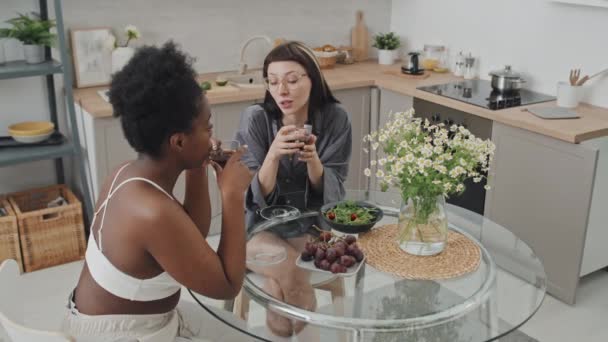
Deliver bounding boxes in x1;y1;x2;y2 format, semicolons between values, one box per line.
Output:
489;65;526;92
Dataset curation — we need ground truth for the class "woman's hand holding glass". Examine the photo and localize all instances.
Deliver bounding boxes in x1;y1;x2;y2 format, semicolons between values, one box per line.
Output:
210;145;253;196
268;125;307;162
297;134;318;163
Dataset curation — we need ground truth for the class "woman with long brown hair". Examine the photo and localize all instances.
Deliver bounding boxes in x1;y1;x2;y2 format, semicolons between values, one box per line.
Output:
235;41;352;337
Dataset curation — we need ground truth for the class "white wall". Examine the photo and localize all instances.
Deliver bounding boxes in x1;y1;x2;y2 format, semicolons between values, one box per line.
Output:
390;0;608;108
0;0;391;194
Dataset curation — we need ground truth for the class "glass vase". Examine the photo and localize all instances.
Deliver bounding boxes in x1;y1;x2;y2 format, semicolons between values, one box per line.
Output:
397;195;448;256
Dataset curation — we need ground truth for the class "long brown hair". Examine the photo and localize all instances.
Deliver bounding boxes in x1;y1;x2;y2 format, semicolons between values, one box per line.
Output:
261;41;339;135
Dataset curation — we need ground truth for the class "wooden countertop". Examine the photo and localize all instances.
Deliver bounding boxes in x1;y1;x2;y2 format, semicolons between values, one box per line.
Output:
73;61;608;144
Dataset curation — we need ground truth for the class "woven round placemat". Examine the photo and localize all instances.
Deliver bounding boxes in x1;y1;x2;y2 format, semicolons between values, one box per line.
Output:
358;224;481;280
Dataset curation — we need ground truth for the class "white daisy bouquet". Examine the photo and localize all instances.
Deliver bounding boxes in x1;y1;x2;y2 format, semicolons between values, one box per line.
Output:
364;109;495;222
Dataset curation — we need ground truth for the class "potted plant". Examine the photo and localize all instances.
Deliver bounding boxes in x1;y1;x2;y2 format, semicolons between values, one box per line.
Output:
104;25;141;74
0;13;56;64
364;109;495;256
372;32;400;65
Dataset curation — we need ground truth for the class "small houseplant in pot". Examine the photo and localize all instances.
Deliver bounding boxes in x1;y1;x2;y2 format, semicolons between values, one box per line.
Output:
0;13;56;64
364;109;495;256
372;32;400;65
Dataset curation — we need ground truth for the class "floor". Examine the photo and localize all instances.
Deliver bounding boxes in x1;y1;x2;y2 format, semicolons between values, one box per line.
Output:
2;234;607;342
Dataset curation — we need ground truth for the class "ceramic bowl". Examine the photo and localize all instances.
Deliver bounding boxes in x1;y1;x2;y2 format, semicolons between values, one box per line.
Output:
8;121;54;136
11;131;53;144
319;201;383;234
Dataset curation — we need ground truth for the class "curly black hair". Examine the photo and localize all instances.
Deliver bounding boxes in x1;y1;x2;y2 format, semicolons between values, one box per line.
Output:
109;41;202;158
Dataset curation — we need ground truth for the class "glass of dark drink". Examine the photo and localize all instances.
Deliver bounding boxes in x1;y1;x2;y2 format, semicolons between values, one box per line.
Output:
209;140;240;168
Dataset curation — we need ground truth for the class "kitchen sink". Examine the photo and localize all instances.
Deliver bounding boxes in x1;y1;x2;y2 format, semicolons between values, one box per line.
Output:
223;71;265;89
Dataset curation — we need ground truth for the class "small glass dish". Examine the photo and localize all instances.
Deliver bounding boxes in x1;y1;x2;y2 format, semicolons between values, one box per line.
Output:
258;205;300;221
246;245;287;266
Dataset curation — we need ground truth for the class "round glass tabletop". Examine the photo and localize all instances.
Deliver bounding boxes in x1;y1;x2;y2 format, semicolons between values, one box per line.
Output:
193;190;546;341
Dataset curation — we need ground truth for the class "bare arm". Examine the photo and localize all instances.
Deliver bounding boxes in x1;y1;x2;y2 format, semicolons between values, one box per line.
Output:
146;201;245;299
214;190;246;295
148;151;252;299
183;166;212;237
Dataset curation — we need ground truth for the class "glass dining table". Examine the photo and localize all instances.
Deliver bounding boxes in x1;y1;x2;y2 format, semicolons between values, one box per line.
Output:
191;190;546;342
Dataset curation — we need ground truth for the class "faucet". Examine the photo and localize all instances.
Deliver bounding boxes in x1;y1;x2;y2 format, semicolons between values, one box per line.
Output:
238;35;273;75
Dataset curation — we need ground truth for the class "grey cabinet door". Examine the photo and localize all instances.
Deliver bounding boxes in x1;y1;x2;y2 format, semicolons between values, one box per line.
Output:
207;100;258;234
334;87;371;192
379;88;414;122
371;88;414;193
485;122;598;304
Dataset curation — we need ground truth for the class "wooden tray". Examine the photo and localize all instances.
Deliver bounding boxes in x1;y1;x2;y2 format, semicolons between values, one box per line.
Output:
384;69;431;80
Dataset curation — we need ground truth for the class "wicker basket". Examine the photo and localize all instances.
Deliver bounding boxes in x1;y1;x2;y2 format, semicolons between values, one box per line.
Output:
317;55;337;69
0;197;23;272
8;184;86;272
313;50;338;69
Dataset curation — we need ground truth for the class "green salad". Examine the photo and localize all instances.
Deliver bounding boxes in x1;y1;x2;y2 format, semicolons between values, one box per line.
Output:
325;201;378;225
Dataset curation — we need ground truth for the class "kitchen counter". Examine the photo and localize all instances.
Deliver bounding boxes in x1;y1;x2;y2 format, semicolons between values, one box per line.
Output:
73;61;608;144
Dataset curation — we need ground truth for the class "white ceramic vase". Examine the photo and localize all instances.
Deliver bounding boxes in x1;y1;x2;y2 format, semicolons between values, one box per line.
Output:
111;47;135;74
23;44;44;64
377;49;396;65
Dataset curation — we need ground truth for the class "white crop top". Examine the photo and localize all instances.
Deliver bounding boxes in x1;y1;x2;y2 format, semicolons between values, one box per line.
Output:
85;163;181;301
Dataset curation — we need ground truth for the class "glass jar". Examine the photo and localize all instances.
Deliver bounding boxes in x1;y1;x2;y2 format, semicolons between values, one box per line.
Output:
434;47;450;73
422;44;445;71
464;54;476;80
397;195;448;256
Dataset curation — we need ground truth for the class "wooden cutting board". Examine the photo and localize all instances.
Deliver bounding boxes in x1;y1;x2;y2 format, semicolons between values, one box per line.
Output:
351;11;369;62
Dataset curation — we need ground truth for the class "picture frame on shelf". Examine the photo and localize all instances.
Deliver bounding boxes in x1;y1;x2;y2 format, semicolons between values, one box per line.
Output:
69;27;113;88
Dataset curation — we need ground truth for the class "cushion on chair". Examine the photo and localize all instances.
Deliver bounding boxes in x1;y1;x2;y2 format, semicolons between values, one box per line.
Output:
0;259;74;341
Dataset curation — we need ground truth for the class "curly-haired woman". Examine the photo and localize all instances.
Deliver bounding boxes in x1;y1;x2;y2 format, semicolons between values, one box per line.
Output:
63;41;252;341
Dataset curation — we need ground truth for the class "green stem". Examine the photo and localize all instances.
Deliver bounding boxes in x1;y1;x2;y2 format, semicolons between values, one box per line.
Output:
398;196;443;246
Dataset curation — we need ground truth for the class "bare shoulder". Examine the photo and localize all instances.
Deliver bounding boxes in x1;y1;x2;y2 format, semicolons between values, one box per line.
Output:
110;181;189;240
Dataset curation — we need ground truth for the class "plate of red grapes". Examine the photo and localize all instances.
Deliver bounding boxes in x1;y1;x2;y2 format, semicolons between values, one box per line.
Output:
296;228;365;276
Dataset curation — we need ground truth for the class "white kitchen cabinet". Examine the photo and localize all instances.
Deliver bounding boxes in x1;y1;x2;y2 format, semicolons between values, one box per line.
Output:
75;100;255;235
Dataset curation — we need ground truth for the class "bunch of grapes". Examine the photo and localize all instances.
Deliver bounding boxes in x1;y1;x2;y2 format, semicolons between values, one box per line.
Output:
301;230;365;274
